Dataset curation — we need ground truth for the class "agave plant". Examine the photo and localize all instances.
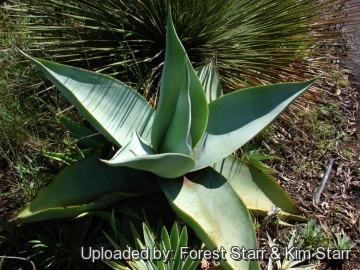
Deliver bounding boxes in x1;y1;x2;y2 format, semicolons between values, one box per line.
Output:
12;7;317;269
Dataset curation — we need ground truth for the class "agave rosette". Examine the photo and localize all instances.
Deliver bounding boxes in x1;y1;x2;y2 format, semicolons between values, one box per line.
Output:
12;7;317;270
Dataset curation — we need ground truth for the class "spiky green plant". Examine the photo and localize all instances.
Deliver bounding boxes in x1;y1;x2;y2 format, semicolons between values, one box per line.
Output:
104;221;201;270
11;6;319;269
4;0;355;98
266;231;320;270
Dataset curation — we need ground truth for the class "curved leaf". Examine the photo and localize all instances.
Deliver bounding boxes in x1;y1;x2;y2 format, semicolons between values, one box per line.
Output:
60;117;104;149
11;158;160;223
213;156;305;221
103;131;195;178
159;61;192;155
20;50;154;147
196;57;222;103
104;153;195;179
191;78;317;171
158;168;260;270
151;7;208;152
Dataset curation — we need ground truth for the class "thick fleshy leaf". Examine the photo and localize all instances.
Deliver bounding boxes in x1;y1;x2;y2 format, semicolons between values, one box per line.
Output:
103;131;195;178
158;168;260;270
151;7;208;152
186;62;209;149
11;158;160;223
104;152;194;179
20;50;154;147
213;156;305;221
60;117;104;149
196;57;222;103
159;61;192;155
191;78;317;171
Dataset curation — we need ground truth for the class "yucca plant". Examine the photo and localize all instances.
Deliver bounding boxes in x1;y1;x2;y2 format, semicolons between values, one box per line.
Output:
11;6;317;269
4;0;353;97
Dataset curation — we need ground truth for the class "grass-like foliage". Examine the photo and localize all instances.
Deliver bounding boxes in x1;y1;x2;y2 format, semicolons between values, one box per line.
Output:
4;0;354;97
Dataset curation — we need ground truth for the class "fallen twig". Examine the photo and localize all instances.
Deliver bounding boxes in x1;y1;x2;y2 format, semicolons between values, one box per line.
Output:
313;159;334;205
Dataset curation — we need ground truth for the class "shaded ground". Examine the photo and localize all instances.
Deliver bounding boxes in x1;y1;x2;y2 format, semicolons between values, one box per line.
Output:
0;173;14;219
